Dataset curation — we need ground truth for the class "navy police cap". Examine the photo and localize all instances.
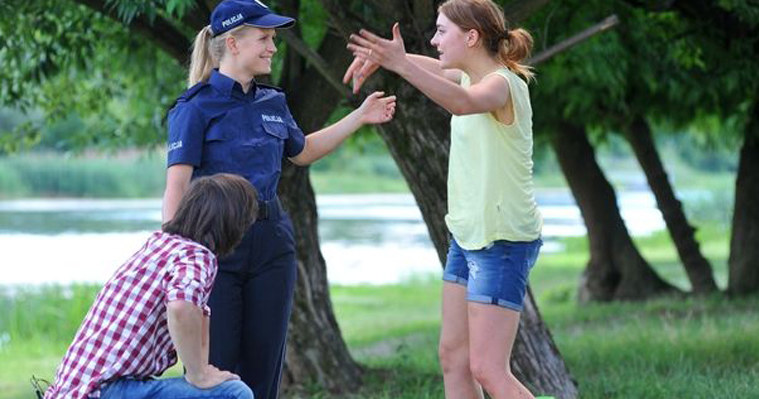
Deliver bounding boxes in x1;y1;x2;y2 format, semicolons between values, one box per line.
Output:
211;0;295;37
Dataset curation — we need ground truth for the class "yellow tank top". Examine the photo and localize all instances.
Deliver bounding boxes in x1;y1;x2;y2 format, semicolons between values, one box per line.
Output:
444;68;543;250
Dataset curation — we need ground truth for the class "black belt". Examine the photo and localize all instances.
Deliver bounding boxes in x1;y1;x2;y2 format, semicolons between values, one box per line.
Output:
257;197;281;220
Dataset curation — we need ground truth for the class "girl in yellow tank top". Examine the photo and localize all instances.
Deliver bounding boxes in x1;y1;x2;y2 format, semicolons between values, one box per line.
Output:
345;0;543;398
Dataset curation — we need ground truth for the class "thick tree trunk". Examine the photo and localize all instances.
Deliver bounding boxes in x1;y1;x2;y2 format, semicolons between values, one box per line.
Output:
279;165;363;392
625;116;718;294
728;102;759;295
551;122;680;301
376;86;452;261
277;31;363;393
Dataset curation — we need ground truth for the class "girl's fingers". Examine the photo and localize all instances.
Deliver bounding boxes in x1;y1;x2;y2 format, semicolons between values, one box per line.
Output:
359;29;384;44
347;59;369;93
342;57;363;83
346;43;362;53
347;44;367;53
358;62;378;80
347;44;376;60
391;22;403;43
349;34;377;50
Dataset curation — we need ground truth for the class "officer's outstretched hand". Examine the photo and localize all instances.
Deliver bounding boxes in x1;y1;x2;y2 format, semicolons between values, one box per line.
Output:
358;91;397;125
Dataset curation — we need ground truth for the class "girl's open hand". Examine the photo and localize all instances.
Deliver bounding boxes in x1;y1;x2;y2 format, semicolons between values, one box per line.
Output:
358;91;397;125
342;56;381;94
347;23;408;74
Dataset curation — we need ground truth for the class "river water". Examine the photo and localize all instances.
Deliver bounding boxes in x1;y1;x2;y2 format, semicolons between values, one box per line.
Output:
0;190;664;286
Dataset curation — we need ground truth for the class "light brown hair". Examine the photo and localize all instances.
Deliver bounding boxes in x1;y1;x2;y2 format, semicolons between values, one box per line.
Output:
163;173;258;257
187;25;250;87
439;0;534;80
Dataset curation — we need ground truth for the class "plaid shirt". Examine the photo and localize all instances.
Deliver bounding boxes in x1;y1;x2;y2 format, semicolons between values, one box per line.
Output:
44;231;217;399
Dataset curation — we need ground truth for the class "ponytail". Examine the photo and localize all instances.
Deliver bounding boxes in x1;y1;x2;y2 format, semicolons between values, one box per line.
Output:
498;28;534;81
187;24;251;87
188;25;215;87
439;0;535;82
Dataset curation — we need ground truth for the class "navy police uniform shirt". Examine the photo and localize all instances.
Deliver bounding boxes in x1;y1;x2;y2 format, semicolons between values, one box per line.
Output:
166;69;306;200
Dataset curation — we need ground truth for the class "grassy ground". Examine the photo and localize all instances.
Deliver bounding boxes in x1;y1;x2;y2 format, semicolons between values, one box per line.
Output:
2;227;757;398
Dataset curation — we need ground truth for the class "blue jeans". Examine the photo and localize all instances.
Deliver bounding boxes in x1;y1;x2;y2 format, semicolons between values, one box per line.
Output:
443;237;542;312
99;377;254;399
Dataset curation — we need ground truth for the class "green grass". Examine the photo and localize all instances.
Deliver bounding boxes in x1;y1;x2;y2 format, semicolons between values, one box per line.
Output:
0;152;167;198
544;296;759;399
310;171;409;194
0;148;748;398
4;225;757;399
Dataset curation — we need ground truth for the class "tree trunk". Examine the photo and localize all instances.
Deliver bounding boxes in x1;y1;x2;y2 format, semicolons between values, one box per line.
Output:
625;116;718;294
551;122;680;301
278;30;363;393
279;165;363;392
728;101;759;295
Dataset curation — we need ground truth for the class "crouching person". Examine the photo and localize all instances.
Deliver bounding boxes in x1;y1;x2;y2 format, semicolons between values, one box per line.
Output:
44;173;259;399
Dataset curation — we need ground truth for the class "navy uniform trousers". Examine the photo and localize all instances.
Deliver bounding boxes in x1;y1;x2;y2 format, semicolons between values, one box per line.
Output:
208;198;296;399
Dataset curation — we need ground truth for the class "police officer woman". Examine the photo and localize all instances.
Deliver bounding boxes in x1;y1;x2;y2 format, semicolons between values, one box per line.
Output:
161;1;397;398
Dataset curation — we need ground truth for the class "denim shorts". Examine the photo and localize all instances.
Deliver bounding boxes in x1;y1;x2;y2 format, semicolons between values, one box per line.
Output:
443;237;542;312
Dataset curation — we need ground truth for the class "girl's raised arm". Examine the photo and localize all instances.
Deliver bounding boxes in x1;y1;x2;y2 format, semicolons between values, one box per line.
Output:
347;23;508;116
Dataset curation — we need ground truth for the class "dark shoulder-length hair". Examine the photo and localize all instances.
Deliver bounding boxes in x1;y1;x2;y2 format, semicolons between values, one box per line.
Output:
163;173;258;257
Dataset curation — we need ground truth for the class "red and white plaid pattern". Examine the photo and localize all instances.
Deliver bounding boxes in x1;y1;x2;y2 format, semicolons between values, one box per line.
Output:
44;231;217;399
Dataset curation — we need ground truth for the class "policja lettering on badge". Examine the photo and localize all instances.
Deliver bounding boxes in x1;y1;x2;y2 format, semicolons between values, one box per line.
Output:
261;115;284;123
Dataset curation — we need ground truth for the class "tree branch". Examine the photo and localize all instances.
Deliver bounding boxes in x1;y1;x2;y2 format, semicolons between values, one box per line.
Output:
504;0;552;24
318;0;360;38
75;0;191;64
278;29;351;97
529;14;619;66
180;1;213;31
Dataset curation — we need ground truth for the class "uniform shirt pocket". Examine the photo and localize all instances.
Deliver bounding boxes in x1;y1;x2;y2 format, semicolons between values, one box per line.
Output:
201;121;236;172
261;121;289;140
231;120;286;179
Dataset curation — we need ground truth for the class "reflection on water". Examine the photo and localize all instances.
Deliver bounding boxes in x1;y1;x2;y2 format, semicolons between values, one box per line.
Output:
0;191;666;286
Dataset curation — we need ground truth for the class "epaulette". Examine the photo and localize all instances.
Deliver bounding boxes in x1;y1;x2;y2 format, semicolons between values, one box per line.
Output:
257;83;284;92
177;81;211;103
162;82;210;126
